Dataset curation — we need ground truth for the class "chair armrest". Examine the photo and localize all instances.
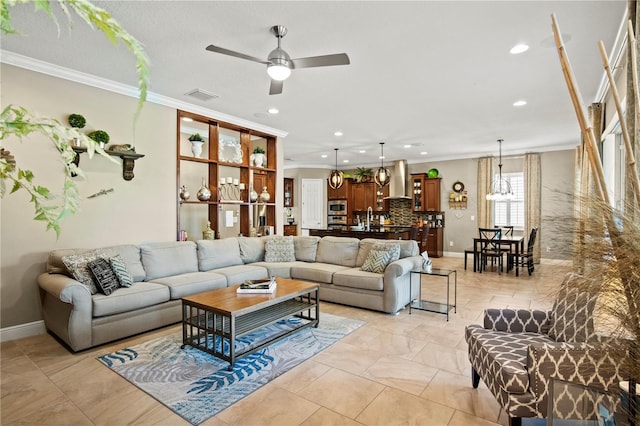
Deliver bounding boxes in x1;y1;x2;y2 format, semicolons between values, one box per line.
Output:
527;342;624;418
37;272;91;305
483;308;551;333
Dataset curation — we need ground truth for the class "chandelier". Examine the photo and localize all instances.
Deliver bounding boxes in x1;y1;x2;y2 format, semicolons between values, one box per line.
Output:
328;148;344;189
486;139;514;201
374;142;391;187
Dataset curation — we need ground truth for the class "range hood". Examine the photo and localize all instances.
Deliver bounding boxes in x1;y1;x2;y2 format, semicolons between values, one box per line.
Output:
384;160;411;199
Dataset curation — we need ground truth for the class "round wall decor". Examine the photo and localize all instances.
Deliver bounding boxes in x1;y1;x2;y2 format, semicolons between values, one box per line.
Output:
452;181;464;192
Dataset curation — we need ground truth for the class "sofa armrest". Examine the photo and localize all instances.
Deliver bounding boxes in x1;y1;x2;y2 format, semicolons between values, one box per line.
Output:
38;272;92;305
483;308;551;333
527;342;624;418
385;255;421;278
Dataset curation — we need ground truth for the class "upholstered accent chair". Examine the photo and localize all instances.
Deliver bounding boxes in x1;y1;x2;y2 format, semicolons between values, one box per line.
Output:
465;273;624;426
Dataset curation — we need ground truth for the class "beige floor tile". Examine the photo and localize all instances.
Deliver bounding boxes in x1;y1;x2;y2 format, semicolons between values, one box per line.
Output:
340;325;427;360
356;387;455;425
271;359;332;393
412;342;471;377
313;341;382;375
0;340;24;362
5;400;93;425
300;407;363;426
298;368;385;419
448;409;502;426
215;385;320;425
362;354;437;395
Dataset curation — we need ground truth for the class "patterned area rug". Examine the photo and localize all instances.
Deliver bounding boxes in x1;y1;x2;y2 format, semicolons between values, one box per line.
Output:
98;313;364;425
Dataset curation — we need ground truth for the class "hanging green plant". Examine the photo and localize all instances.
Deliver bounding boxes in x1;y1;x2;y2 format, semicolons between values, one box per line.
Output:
68;114;86;129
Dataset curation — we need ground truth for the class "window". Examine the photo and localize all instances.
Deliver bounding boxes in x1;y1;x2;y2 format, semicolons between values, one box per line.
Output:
493;172;524;229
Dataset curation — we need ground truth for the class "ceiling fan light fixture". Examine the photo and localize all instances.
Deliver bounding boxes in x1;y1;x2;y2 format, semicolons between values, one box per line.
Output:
267;63;291;81
328;148;344;190
374;142;391;188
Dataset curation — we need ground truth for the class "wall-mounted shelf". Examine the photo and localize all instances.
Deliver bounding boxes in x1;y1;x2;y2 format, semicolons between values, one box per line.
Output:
448;200;467;209
72;147;145;181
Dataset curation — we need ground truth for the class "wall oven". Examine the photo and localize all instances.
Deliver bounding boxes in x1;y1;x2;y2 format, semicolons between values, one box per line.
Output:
328;200;347;215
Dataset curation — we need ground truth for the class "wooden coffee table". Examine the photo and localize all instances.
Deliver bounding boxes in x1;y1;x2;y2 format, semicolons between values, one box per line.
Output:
181;278;319;370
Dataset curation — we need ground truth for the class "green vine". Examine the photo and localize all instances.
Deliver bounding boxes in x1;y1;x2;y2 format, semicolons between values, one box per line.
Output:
0;0;150;237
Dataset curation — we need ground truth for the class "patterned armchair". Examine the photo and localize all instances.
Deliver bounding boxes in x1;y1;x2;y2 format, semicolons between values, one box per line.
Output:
465;273;624;426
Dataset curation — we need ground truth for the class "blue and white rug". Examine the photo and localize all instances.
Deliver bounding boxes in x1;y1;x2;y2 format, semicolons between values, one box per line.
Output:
98;313;364;425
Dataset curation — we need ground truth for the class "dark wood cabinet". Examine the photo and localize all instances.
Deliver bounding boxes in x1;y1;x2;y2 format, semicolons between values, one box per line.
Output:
424;178;441;211
283;224;297;236
284;178;294;207
411;174;441;212
350;182;387;212
427;227;444;257
327;178;351;200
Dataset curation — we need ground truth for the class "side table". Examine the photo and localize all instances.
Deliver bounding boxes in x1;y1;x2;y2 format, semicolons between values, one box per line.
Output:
409;267;457;321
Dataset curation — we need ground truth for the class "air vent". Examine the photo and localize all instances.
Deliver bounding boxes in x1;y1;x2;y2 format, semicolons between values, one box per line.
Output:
184;88;219;101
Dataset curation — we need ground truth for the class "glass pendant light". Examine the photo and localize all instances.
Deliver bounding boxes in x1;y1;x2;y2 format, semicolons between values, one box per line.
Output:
374;142;391;187
486;139;514;200
328;148;344;189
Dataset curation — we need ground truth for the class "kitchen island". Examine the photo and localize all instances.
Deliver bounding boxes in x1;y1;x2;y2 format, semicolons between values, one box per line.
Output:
310;227;413;240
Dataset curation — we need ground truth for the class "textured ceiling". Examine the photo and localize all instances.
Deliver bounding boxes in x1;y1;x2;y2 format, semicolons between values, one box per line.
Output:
1;1;627;169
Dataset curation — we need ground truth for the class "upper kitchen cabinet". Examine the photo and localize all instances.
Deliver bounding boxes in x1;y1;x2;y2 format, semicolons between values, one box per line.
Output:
411;174;441;212
327;177;351;199
350;181;388;212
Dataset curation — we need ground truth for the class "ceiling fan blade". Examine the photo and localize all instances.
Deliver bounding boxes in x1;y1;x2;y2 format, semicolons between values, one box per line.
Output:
269;79;283;95
291;53;350;69
205;44;268;65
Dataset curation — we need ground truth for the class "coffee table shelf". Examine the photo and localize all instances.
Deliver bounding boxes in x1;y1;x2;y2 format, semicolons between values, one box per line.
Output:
181;279;319;370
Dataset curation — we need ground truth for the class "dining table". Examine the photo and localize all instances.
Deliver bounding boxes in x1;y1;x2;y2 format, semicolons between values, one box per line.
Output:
472;235;525;276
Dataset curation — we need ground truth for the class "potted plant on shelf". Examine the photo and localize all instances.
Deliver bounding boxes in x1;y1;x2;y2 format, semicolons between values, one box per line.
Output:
68;114;86;147
252;146;266;167
88;130;110;149
188;133;205;158
354;167;373;183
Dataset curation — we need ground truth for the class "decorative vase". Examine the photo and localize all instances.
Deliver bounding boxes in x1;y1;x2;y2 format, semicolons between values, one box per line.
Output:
202;221;215;240
72;137;82;147
179;185;190;201
197;178;211;201
259;186;270;202
253;153;265;167
249;184;259;202
190;141;204;158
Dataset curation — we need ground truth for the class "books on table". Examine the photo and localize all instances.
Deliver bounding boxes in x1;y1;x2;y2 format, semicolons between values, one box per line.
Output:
237;277;277;294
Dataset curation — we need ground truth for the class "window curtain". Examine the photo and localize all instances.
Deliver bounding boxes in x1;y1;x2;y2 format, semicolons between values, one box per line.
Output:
477;157;493;228
523;153;541;263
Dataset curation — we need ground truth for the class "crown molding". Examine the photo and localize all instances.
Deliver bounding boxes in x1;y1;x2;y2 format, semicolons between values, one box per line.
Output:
0;50;288;138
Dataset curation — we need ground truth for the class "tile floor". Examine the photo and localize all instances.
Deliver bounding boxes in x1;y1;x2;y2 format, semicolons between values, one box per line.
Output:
1;257;571;425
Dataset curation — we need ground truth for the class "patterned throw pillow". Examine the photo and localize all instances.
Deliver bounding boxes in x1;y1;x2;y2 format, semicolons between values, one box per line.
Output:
361;248;393;273
61;249;109;294
264;236;296;262
374;243;400;263
110;255;134;287
548;274;597;342
87;258;120;295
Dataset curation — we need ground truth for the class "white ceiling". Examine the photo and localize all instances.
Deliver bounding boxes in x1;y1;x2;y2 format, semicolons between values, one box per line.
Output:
1;1;627;169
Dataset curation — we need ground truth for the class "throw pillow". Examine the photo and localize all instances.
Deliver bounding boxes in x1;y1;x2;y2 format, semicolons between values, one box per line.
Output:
548;274;597;342
374;243;400;263
264;236;296;262
87;258;120;295
61;249;109;294
110;255;134;287
361;248;393;274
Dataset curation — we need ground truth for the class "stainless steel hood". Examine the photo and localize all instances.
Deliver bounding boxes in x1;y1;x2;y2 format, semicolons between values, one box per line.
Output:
384;160;411;199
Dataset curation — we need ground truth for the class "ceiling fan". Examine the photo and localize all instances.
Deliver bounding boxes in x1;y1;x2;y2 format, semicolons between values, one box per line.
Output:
205;25;350;95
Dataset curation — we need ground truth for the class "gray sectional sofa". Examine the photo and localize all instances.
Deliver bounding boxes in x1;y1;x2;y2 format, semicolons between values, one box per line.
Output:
38;236;421;351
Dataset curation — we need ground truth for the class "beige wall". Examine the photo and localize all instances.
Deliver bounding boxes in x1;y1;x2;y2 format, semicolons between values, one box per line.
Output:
1;64;177;328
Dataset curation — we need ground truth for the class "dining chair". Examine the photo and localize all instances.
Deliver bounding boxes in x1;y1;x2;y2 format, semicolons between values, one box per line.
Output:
510;227;538;276
419;224;430;253
499;225;515;269
478;227;503;273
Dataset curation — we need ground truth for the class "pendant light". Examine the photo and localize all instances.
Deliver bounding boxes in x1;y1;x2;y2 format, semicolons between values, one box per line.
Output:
328;148;344;189
486;139;514;200
374;142;391;187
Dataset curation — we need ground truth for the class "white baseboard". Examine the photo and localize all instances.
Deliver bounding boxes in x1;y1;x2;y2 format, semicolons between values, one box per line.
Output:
0;320;46;342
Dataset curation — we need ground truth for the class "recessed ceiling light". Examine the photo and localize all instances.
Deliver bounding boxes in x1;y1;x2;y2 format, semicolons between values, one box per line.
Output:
334;131;343;137
321;154;328;158
420;151;428;155
182;117;193;122
403;144;412;148
343;159;349;163
510;44;529;54
379;155;385;159
267;108;279;114
359;150;366;153
513;100;527;107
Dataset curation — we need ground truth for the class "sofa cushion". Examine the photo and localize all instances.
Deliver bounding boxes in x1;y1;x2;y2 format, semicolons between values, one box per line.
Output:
92;282;170;317
548;273;597;343
293;236;321;262
61;249;111;294
109;255;134;287
212;264;270;286
333;268;385;291
465;324;554;394
290;263;351;284
264;236;296;262
361;248;394;274
88;258;120;296
197;239;243;271
103;244;146;282
252;261;306;279
356;239;411;267
239;237;265;263
316;237;360;267
149;272;227;299
140;241;198;281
